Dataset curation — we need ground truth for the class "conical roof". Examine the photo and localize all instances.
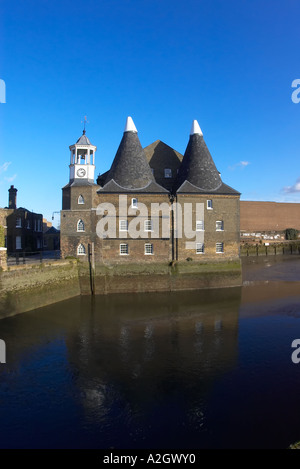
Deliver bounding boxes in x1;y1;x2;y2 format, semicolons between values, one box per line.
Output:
76;130;92;145
104;117;156;190
174;120;223;193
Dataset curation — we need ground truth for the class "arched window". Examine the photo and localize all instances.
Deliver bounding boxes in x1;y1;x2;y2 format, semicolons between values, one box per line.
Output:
77;219;85;232
77;243;86;255
78;195;84;204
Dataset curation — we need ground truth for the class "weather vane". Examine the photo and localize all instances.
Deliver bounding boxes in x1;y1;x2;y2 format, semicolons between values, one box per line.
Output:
81;115;89;133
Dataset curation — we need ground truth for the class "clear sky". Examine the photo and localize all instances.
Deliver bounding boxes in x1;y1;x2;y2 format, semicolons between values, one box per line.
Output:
0;0;300;226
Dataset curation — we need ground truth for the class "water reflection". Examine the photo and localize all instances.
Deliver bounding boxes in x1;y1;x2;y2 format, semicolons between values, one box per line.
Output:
0;288;241;449
2;258;300;449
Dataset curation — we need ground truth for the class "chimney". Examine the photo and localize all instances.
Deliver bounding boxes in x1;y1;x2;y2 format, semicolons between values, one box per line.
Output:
8;185;17;209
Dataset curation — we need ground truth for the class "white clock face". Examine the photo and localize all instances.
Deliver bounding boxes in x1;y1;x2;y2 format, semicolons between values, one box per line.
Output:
77;168;86;177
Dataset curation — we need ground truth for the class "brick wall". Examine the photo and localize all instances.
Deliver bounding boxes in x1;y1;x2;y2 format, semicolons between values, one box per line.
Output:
176;194;240;261
240;201;300;231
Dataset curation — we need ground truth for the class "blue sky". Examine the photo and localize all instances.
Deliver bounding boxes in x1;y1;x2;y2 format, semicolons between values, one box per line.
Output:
0;0;300;226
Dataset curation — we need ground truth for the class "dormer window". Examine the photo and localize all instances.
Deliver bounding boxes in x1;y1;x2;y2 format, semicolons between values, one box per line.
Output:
164;168;172;178
131;198;138;208
78;195;85;204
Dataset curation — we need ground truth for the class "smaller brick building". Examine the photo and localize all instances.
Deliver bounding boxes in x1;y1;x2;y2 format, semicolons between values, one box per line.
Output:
0;186;43;253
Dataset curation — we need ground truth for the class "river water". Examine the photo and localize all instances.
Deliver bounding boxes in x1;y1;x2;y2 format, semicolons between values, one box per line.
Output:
1;256;300;449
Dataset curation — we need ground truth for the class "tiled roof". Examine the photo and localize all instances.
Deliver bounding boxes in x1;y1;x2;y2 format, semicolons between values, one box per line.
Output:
103;119;166;191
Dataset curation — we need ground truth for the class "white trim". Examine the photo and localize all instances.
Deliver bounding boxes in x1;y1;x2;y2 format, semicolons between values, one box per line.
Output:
196;243;204;254
77;219;85;232
131;198;138;209
216;242;224;253
77;243;86;255
119;220;128;231
120;243;129;255
144;243;153;255
144;219;153;232
216;220;224;231
196;220;204;231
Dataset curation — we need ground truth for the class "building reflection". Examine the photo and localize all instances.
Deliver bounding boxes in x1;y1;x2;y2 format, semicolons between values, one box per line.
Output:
64;288;241;445
0;287;241;447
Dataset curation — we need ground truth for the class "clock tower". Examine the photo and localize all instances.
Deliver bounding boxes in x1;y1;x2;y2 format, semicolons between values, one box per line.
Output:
69;130;97;184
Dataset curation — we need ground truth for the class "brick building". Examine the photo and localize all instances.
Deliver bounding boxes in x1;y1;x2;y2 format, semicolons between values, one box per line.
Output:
240;201;300;242
60;118;240;263
0;186;43;253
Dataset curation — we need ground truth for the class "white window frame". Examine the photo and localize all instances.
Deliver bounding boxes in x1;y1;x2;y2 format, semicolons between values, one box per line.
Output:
77;219;85;232
120;243;129;255
77;243;86;255
78;195;85;205
164;168;172;178
145;243;153;255
144;219;153;232
196;220;204;231
216;220;224;231
16;217;22;228
131;198;138;209
196;243;204;254
26;219;30;229
119;220;128;231
207;199;213;210
16;236;22;250
216;242;224;253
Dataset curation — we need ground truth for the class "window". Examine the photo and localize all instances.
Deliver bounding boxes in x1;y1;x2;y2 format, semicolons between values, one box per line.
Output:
34;220;37;231
16;217;22;228
207;200;213;210
43;238;48;248
37;238;41;249
196;243;204;254
145;243;153;255
120;244;129;255
77;243;86;255
26;219;30;229
144;220;153;232
78;195;84;204
119;220;128;231
196;220;204;231
216;220;224;231
164;168;172;178
37;219;42;232
16;236;22;250
77;219;85;232
216;242;224;253
131;198;138;208
151;168;154;175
